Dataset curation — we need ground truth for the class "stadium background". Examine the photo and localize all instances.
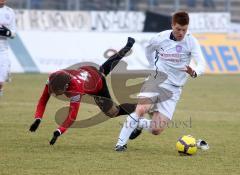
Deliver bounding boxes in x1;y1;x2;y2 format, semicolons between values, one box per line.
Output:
6;0;240;74
1;1;240;175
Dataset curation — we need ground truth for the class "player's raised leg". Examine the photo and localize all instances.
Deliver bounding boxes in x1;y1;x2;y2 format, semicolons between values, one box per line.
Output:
94;77;136;118
99;37;135;76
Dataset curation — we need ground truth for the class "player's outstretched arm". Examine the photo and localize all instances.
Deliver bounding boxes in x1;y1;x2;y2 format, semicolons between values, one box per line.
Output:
190;37;206;76
49;97;81;145
29;84;50;132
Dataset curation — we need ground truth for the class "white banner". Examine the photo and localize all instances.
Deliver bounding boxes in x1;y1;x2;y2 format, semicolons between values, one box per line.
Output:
90;11;145;32
15;10;230;33
10;31;153;73
189;13;230;33
9;49;24;73
9;31;240;74
15;10;91;31
15;10;145;32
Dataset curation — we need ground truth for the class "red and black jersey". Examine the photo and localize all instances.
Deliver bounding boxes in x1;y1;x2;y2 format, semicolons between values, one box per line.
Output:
34;66;103;134
65;66;103;96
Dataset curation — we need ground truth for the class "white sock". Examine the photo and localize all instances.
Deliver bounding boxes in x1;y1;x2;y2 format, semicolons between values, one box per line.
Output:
116;112;139;146
139;118;152;132
0;89;3;96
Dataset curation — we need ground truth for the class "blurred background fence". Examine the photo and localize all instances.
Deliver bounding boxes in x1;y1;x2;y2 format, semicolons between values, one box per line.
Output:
5;0;240;74
7;0;240;22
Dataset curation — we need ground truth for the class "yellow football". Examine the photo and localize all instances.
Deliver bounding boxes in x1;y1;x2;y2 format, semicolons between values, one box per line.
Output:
176;135;197;155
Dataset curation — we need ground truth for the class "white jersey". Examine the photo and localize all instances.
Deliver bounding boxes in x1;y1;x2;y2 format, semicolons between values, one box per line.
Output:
145;30;206;87
0;5;16;54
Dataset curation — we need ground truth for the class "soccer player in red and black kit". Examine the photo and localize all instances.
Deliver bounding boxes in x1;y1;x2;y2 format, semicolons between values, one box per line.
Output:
29;37;136;145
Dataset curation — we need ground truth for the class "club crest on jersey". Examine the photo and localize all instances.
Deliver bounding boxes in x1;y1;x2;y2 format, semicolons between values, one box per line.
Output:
176;45;182;53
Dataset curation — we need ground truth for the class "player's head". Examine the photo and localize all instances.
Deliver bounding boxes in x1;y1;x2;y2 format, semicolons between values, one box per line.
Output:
171;11;189;41
0;0;6;7
48;71;71;96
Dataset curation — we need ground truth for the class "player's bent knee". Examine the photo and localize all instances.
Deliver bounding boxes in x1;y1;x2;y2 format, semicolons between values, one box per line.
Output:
135;105;149;116
151;128;164;135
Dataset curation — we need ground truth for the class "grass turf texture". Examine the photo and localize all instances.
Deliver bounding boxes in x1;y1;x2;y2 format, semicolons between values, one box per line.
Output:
0;74;239;175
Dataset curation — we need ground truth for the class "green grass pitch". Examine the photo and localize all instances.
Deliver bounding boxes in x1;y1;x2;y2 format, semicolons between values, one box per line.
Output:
0;74;239;175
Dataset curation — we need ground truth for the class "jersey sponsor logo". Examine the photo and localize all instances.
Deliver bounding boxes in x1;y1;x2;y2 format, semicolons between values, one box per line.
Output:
70;95;81;102
159;52;189;61
72;71;90;82
160;53;181;58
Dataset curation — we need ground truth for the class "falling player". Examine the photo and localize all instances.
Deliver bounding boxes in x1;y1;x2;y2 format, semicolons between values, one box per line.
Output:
29;37;136;145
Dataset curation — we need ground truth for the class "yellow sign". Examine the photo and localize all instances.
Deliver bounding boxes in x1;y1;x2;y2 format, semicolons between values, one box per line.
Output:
194;34;240;74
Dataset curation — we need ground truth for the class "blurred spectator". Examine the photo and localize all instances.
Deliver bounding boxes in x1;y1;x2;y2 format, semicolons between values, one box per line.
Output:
203;0;215;8
187;0;196;7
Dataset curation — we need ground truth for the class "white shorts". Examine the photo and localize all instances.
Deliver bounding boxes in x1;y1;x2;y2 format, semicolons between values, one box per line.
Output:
0;54;11;83
138;75;182;120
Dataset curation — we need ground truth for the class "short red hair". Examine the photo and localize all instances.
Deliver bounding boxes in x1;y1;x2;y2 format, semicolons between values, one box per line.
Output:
48;71;71;94
172;11;189;26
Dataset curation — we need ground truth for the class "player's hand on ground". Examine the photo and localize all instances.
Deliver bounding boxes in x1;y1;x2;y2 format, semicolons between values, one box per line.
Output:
49;130;61;145
185;66;197;78
29;119;41;132
0;25;11;37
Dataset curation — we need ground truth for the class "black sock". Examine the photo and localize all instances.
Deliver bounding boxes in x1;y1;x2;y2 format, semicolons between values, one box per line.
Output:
117;103;137;116
100;46;131;76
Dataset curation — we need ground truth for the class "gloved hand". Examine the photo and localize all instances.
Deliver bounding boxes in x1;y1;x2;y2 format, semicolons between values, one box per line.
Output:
29;119;41;132
0;25;12;37
49;130;61;145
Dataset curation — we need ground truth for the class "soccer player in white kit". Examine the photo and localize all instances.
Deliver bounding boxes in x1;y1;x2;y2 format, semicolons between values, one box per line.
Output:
115;11;206;151
0;0;16;96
